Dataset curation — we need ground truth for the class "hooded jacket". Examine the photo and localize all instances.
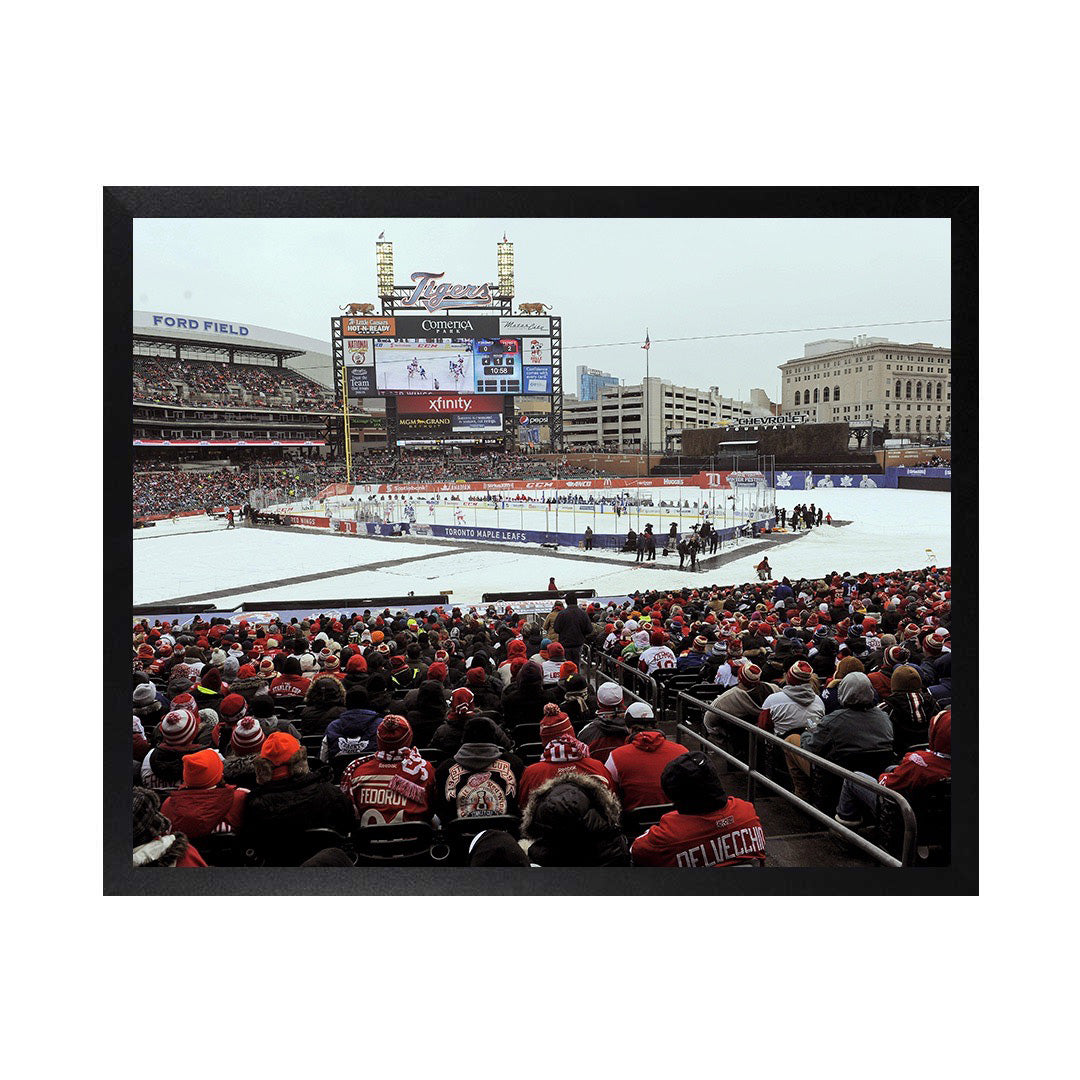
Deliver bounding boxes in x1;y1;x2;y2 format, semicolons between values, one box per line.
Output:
429;712;515;756
434;742;522;821
707;681;779;733
757;684;825;739
320;708;382;762
604;731;689;811
802;673;894;766
521;771;630;867
298;676;347;740
160;785;247;840
577;713;630;759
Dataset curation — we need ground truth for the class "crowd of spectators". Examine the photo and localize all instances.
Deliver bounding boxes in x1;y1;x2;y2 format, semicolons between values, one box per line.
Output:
134;451;607;516
134;357;334;409
131;564;951;868
923;455;951;468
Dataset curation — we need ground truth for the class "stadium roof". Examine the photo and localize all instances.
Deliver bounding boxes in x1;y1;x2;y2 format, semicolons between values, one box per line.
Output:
133;332;304;362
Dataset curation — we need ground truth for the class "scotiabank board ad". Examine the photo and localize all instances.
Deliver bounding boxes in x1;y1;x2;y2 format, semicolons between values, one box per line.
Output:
393;394;507;443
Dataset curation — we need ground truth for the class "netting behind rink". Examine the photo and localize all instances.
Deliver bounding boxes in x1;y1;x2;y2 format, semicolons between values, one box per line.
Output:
248;487;288;511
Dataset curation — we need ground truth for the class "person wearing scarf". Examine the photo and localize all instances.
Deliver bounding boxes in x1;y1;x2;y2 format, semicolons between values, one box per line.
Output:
518;726;616;809
339;716;435;825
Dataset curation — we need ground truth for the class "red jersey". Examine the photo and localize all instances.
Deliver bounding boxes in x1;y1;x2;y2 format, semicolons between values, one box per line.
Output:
878;748;950;794
604;732;688;811
340;749;435;826
631;797;766;867
268;674;310;700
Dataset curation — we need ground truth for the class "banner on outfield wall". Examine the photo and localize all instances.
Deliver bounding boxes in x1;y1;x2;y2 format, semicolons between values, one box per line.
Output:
134;439;326;447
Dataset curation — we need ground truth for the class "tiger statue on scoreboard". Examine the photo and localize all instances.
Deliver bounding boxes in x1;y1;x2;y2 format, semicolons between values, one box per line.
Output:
518;302;552;315
340;303;376;315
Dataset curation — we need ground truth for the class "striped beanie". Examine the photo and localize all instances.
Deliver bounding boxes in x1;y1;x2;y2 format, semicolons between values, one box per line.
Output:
160;708;199;748
737;662;762;688
231;715;265;756
787;660;814;684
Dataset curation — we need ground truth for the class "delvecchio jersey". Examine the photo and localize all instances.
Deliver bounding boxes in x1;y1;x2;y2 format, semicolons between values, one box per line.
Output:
630;797;766;867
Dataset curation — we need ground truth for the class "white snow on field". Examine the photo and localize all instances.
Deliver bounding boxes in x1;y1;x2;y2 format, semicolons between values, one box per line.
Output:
133;487;949;608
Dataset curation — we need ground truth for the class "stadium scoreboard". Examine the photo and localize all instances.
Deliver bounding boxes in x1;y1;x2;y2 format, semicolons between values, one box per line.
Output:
331;313;556;445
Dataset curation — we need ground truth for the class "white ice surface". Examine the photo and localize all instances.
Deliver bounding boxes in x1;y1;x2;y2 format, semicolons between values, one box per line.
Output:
133;487;950;608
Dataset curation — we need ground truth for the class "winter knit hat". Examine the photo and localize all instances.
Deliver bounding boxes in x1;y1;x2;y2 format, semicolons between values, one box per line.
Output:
231;715;265;756
136;644;155;660
507;640;527;658
558;661;579;679
450;687;475;717
260;732;301;767
377;715;413;751
540;703;575;745
258;658;276;676
520;660;545;687
219;693;247;719
924;629;949;653
737;662;762;688
650;630;666;646
597;682;623;708
787;660;814;684
833;656;865;681
132;683;157;708
345;654;368;674
160;709;199;747
427;661;448;681
182;748;224;789
883;645;909;669
465;666;487;686
547;642;565;659
200;667;223;692
625;701;655;721
890;665;923;693
321;654;341;672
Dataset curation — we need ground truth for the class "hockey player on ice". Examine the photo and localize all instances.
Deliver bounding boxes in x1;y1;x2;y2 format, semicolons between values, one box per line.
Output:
455;508;467;525
404;502;417;524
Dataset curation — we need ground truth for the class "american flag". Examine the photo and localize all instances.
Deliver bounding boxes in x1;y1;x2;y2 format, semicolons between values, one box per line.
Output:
642;331;650;351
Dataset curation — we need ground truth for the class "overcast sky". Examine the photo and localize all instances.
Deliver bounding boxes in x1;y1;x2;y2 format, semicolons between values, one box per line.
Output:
133;217;950;401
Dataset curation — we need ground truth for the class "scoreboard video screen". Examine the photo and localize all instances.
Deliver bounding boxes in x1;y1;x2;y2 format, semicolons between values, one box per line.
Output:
374;337;524;395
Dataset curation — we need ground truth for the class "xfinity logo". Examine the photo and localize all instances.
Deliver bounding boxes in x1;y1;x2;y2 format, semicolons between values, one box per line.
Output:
425;397;475;412
402;271;495;312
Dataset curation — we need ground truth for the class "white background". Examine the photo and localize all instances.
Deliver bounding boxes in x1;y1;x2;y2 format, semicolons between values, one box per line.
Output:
6;2;1074;1075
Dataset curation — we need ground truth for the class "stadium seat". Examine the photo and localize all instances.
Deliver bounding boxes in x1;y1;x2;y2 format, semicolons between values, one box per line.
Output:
621;803;674;836
516;742;543;765
352;822;437;865
416;747;445;766
511;722;541;744
441;816;522;864
196;831;246;867
300;734;324;754
879;779;951;865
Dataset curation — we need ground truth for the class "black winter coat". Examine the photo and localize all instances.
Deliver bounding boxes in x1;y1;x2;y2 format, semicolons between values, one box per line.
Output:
521;772;630;867
241;773;355;865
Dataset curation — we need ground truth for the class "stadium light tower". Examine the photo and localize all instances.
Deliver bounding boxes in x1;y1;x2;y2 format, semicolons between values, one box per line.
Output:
497;236;514;304
376;240;394;298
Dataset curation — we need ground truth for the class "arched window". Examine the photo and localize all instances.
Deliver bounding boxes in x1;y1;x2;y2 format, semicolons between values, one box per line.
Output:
905;418;911;432
916;382;923;400
936;382;942;400
915;417;922;433
823;386;830;402
895;379;902;398
834;386;840;402
794;391;801;406
906;381;912;399
813;387;819;403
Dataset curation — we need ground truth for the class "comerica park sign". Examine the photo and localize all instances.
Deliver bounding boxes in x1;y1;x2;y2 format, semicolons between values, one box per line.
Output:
400;271;496;312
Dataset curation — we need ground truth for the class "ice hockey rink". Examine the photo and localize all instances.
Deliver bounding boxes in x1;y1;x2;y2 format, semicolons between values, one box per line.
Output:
133;486;951;610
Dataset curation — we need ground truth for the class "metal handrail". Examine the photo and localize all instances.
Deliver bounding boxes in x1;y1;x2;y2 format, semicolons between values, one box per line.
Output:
580;645;650;709
675;690;919;867
587;648;658;708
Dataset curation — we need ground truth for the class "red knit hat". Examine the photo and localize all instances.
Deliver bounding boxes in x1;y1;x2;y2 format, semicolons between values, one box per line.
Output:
237;663;256;678
219;693;247;719
450;687;475;716
230;715;265;756
258;658;276;676
650;630;666;646
427;661;448;681
261;732;300;766
465;666;487;685
160;708;199;747
737;662;762;688
377;715;413;751
884;645;909;668
345;654;367;673
507;640;526;658
136;644;155;659
787;660;813;684
547;642;564;659
182;748;224;789
925;629;948;653
389;655;408;672
559;661;578;678
540;702;574;745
